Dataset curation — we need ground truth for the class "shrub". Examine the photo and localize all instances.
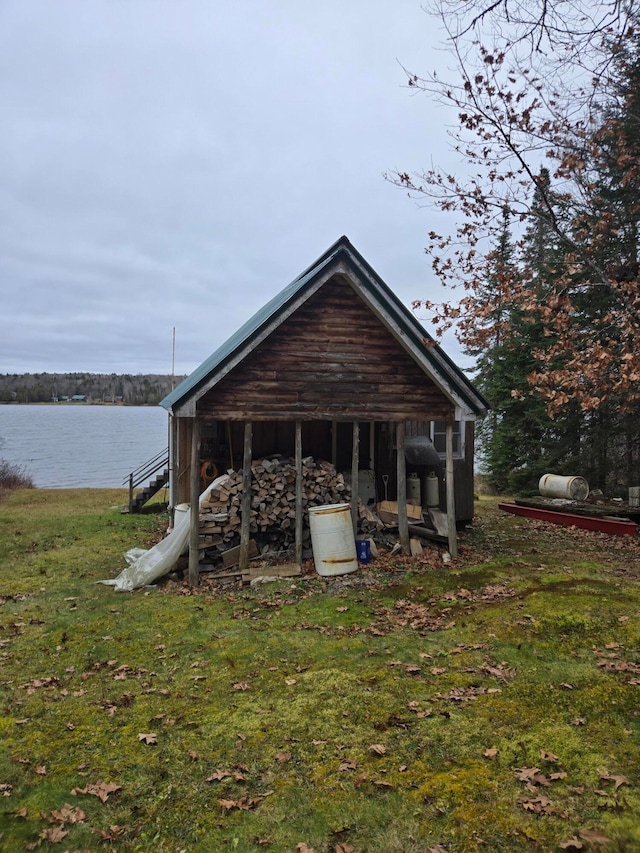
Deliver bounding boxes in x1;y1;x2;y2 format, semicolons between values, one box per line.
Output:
0;458;35;497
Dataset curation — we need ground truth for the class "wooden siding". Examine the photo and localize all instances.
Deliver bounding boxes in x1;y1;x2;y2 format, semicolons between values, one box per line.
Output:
197;276;453;421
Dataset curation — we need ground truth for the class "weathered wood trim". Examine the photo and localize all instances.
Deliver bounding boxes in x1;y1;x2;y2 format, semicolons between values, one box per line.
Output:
396;422;410;554
351;421;359;536
295;420;303;566
445;421;458;557
188;417;201;586
239;422;253;572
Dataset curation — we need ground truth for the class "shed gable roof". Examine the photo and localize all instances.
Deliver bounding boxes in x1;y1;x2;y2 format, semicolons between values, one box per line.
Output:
161;236;488;418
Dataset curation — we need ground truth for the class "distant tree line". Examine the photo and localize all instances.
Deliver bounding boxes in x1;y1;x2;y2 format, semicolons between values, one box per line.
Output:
0;373;186;406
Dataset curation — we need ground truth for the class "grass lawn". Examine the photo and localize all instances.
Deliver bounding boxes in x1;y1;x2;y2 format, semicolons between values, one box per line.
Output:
0;489;638;852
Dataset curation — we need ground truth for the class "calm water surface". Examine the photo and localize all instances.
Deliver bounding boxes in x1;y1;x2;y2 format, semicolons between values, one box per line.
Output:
0;405;169;488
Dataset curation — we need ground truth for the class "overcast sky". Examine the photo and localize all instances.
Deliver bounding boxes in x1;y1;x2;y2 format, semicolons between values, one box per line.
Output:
1;0;469;377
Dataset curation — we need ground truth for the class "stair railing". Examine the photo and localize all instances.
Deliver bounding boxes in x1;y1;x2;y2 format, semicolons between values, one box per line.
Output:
123;447;169;509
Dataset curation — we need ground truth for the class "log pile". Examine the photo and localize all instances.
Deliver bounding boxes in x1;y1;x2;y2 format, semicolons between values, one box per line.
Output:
198;456;350;568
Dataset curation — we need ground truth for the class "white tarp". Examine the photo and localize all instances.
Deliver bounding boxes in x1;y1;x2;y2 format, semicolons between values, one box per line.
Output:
99;475;228;592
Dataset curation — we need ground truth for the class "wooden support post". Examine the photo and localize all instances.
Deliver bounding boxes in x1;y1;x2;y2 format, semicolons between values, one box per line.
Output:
445;420;458;558
188;417;201;586
396;421;410;554
295;420;303;566
351;421;359;536
239;421;253;572
167;414;175;517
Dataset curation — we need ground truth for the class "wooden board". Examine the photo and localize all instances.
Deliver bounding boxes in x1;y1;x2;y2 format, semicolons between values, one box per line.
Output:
376;500;423;526
242;563;302;582
222;539;259;567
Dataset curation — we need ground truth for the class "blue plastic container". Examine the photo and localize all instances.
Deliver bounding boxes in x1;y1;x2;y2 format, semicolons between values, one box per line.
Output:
356;539;371;564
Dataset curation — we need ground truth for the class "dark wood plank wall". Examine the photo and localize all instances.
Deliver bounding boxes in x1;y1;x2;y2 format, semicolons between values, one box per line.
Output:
197;276;454;421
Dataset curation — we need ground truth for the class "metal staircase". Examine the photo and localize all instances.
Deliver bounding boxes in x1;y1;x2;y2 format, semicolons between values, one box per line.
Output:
123;448;169;513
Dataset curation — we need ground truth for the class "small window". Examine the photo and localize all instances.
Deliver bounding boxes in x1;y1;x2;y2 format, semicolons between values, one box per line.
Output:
431;421;462;457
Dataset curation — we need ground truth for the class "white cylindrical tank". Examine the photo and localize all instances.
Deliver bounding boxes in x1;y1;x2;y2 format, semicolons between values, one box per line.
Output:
538;474;589;501
308;502;358;576
426;471;440;507
407;472;421;504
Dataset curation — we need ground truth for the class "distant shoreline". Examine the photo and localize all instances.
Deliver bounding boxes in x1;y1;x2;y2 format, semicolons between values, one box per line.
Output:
0;401;160;406
0;372;184;407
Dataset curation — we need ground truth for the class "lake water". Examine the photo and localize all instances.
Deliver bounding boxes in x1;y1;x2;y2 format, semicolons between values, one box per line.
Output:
0;405;169;488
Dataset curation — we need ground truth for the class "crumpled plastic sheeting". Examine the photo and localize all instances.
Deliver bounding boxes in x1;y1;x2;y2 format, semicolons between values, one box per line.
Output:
99;475;228;592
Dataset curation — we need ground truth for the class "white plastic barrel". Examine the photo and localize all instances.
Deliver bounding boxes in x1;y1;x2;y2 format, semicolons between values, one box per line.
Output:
538;474;589;501
308;502;358;576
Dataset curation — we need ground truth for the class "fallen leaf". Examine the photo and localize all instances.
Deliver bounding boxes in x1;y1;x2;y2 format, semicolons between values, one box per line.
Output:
232;681;251;691
71;781;122;803
138;732;157;745
339;760;357;772
483;748;498;760
206;770;231;782
49;804;86;824
559;838;584;850
295;845;316;853
540;750;559;762
517;795;555;815
285;678;297;686
218;796;263;811
35;765;47;776
14;806;27;818
39;826;68;843
600;771;631;789
368;744;387;756
515;767;540;782
274;752;292;764
335;843;354;853
93;825;128;841
578;828;611;844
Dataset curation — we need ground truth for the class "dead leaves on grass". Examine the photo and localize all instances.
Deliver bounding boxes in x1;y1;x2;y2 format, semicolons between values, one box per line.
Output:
218;795;266;811
560;828;613;849
70;780;122;803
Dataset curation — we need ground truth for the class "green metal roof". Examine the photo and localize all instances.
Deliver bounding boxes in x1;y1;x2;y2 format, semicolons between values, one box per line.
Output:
160;236;488;416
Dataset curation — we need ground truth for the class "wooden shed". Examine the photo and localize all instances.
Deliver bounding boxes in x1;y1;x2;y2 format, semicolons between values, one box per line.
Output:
160;236;488;583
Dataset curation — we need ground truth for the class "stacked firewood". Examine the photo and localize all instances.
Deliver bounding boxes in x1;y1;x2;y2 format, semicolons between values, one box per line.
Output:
198;456;350;567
